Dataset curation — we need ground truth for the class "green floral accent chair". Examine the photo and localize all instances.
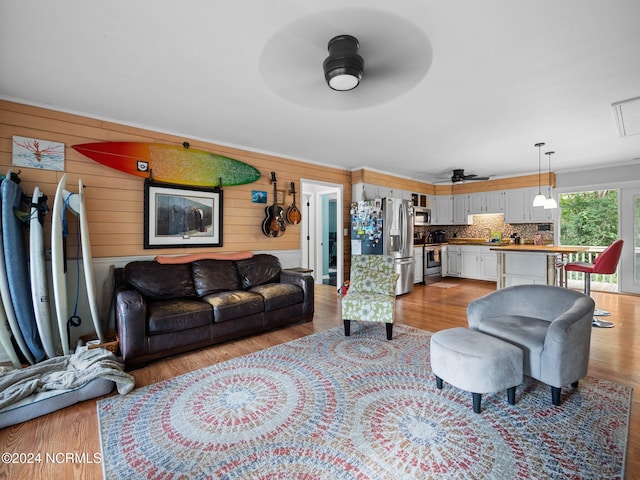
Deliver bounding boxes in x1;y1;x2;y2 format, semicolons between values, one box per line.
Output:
342;255;399;340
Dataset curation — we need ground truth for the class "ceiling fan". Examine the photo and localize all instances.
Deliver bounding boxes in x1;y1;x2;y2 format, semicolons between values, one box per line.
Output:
450;169;490;183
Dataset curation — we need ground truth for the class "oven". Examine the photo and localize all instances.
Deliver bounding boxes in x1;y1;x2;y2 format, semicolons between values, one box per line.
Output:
423;244;442;284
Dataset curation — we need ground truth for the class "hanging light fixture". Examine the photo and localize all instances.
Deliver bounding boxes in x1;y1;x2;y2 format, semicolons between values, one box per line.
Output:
323;35;364;91
532;142;547;207
544;151;557;209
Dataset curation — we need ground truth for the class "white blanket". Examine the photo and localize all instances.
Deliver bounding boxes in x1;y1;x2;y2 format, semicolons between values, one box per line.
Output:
0;348;135;410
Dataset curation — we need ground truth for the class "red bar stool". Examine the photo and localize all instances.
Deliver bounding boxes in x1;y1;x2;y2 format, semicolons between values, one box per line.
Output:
564;240;623;327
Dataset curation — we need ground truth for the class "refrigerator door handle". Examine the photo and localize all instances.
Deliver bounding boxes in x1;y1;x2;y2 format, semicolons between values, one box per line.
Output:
395;258;414;265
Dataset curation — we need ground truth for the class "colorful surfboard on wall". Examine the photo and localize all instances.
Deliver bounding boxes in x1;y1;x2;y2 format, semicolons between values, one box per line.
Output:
72;142;261;187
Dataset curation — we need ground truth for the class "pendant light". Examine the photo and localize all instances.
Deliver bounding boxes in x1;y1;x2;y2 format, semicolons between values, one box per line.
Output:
544;151;557;209
532;142;547;206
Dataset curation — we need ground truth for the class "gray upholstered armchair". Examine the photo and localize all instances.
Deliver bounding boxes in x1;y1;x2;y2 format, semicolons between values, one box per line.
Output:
467;284;595;405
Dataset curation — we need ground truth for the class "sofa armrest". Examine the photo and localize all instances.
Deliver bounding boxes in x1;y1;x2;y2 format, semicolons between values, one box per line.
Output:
280;270;314;317
115;286;148;361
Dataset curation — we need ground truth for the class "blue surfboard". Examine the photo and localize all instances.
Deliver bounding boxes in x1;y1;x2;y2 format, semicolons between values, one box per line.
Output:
1;172;46;362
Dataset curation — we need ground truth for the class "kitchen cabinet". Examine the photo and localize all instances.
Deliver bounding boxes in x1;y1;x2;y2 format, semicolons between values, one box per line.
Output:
481;247;498;280
504;187;554;223
352;183;402;202
414;247;424;283
457;246;497;281
411;193;430;208
467;191;505;214
433;195;469;225
443;245;461;277
453;195;468;224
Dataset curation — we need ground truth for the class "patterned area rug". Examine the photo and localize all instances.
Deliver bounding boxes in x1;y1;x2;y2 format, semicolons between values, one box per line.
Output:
97;325;631;479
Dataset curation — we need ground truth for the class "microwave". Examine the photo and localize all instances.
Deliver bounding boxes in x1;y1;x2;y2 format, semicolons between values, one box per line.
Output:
413;207;431;226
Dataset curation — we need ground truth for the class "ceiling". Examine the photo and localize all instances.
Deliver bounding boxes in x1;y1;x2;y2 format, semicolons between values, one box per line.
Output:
2;0;640;183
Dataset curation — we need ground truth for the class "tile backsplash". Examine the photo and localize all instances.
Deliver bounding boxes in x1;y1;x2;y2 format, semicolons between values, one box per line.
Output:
415;214;554;244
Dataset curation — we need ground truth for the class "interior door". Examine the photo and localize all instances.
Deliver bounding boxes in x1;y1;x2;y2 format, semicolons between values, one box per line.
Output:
300;180;343;288
620;187;640;294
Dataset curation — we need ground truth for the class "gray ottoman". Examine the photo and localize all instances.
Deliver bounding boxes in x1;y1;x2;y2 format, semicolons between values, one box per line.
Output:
430;327;523;413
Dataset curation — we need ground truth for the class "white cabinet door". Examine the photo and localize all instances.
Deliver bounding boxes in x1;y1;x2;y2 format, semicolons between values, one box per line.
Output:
434;196;452;225
480;246;497;281
504;188;528;223
444;246;461;277
467;193;484;214
453;195;469;224
486;190;505;213
426;195;435;209
460;247;480;278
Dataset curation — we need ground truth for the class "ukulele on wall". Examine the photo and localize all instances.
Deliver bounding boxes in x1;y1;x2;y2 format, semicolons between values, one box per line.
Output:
286;182;302;225
262;171;286;237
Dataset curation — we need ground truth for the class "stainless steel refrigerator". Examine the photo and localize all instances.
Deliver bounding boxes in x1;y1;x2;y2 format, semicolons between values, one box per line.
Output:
350;198;414;295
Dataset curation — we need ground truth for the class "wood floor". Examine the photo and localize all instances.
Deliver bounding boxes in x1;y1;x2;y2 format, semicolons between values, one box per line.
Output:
1;279;638;479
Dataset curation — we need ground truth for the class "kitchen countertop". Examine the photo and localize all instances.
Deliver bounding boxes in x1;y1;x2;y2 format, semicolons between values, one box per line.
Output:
489;245;589;253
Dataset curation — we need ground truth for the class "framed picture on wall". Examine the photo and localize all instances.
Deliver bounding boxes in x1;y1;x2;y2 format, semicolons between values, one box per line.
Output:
144;180;223;248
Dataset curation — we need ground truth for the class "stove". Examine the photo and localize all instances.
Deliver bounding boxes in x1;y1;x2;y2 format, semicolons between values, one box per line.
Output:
420;243;442;284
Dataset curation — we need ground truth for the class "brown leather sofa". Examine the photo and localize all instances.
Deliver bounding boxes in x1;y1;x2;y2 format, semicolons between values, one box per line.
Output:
115;254;314;367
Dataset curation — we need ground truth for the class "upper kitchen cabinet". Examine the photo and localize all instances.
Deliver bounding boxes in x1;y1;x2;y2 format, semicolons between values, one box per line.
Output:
433;195;470;225
411;192;431;208
466;190;505;215
504;187;554;223
353;183;413;202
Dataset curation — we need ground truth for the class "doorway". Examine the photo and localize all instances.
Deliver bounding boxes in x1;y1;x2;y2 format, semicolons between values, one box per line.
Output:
300;180;343;288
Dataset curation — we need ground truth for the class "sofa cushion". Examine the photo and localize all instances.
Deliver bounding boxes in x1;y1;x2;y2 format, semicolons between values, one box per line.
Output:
202;290;264;322
147;299;212;335
250;283;304;311
192;260;242;296
235;254;281;289
124;262;196;300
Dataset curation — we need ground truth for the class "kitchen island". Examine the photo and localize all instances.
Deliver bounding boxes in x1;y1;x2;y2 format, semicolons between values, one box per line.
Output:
490;245;588;289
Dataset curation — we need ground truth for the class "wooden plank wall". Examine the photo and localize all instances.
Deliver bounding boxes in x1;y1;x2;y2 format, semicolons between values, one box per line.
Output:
1;99;554;264
0;100;352;259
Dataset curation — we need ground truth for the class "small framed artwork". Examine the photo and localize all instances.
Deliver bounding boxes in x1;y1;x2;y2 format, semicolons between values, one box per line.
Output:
276;190;285;205
12;135;65;171
144;180;223;248
252;190;267;203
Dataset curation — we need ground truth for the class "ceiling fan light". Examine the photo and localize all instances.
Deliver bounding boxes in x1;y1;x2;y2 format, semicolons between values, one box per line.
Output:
532;193;547;207
323;35;364;91
328;71;361;91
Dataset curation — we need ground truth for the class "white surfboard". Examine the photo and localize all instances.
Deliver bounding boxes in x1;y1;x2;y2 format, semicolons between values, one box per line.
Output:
29;186;57;358
65;179;104;343
0;169;35;365
51;174;70;355
0;291;22;368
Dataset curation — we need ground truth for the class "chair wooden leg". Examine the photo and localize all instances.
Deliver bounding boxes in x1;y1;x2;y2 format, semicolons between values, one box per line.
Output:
551;386;562;406
507;386;516;405
386;323;393;340
436;376;443;389
571;381;579;388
